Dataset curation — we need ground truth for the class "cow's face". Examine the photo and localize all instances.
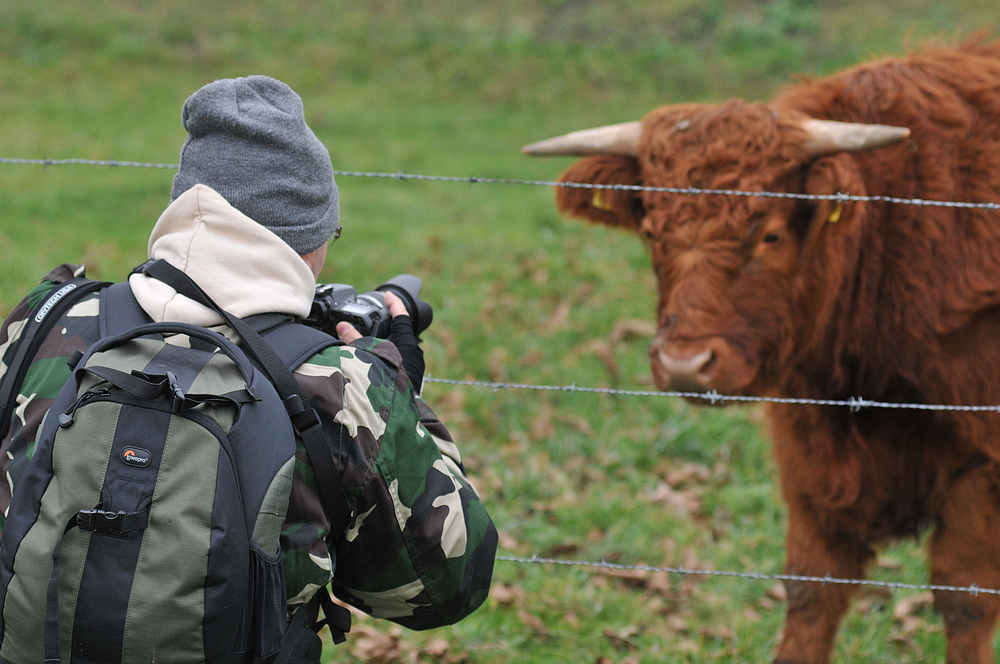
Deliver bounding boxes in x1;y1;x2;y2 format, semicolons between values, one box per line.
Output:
530;101;897;396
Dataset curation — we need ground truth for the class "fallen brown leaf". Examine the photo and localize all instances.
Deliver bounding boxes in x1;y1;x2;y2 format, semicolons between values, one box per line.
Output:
609;319;657;344
893;591;934;622
348;625;407;663
664;614;689;634
543;299;571;332
422;638;449;658
665;462;713;487
603;625;641;649
517;609;549;634
702;625;736;641
517;348;544;366
641;481;703;519
490;583;526;606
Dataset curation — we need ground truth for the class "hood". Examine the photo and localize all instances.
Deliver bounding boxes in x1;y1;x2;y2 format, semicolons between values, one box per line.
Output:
129;184;317;326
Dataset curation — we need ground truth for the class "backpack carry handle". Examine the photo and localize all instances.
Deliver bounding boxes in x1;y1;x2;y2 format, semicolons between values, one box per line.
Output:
73;320;260;389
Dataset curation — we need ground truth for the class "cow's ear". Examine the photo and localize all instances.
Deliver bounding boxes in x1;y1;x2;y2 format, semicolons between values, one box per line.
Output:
555;156;645;232
800;155;867;251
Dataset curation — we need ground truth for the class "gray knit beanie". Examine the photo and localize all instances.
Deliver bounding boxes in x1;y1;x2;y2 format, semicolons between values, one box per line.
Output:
171;75;339;255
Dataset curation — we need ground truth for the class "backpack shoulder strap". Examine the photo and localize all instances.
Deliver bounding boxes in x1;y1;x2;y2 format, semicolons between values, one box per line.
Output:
258;320;343;371
98;281;152;337
0;277;109;440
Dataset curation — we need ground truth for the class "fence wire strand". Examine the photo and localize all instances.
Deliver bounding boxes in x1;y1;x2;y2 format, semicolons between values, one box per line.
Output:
495;555;999;596
0;157;179;169
3;158;1000;210
423;377;1000;413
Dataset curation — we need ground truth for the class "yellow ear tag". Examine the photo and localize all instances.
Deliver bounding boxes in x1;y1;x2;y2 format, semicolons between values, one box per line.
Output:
827;202;843;223
592;190;614;212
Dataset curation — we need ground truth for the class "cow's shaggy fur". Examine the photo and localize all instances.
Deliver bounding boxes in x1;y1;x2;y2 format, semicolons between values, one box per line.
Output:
549;37;1000;664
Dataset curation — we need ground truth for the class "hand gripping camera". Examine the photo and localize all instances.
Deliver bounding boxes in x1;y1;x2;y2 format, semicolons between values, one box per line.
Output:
303;274;433;339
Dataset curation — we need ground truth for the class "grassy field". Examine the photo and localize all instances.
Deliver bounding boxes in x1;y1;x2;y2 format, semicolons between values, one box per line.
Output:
3;2;1000;662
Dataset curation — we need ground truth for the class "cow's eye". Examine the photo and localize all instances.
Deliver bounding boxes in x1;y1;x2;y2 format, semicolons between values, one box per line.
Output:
762;231;781;244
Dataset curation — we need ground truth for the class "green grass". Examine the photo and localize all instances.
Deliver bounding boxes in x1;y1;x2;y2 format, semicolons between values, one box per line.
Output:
2;1;999;661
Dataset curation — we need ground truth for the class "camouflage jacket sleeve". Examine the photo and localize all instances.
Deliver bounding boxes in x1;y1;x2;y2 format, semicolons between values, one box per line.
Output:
283;336;497;630
0;264;98;530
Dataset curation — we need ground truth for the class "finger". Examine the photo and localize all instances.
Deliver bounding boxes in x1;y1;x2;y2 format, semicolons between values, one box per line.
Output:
382;291;409;318
336;321;362;344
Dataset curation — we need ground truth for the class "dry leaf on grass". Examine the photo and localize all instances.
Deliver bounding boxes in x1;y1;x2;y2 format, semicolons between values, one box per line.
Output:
348;625;409;663
766;582;788;602
664;613;690;634
664;462;713;487
641;481;703;519
490;582;527;606
603;625;641;649
517;348;544;366
495;529;524;553
702;625;736;641
893;591;934;621
422;638;450;658
543;299;571;332
893;591;938;634
609;319;657;344
517;609;549;634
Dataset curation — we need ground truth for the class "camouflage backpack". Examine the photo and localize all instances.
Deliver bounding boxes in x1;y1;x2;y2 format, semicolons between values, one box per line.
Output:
0;260;351;664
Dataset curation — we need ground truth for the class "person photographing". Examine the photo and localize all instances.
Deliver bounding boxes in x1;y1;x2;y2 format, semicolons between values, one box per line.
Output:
0;75;496;663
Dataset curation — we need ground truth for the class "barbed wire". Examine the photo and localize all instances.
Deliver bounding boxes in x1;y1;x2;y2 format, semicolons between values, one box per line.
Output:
423;377;1000;413
0;157;179;169
3;158;1000;210
495;554;999;597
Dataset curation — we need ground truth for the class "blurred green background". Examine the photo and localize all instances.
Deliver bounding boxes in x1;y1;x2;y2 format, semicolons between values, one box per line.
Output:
3;2;999;662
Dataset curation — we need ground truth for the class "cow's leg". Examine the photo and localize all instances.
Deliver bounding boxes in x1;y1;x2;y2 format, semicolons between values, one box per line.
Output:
928;463;1000;664
774;496;874;664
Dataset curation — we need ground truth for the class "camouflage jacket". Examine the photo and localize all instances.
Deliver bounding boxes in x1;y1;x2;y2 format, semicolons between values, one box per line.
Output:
0;264;497;630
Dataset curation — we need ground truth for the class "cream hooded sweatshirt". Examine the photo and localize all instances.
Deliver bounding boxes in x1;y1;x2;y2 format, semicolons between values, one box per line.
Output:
128;184;317;326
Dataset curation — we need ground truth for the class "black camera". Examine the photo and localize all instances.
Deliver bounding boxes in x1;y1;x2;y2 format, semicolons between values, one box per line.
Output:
303;274;433;339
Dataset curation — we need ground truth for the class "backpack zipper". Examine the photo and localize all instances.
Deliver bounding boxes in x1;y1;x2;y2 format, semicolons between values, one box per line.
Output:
58;387;112;428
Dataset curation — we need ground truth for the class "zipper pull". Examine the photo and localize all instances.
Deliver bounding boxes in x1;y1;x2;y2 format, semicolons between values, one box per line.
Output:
59;387;111;428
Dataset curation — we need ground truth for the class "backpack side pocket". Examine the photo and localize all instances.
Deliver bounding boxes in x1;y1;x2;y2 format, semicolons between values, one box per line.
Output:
239;543;288;663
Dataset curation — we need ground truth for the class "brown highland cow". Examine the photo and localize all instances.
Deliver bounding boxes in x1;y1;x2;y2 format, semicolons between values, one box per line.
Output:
524;38;1000;664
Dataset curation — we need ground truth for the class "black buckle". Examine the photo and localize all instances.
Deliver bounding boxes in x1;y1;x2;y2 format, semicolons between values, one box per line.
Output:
284;394;323;435
166;371;186;413
76;509;149;534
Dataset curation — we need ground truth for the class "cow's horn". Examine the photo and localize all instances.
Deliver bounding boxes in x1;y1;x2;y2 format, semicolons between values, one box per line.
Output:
522;121;641;156
800;119;910;156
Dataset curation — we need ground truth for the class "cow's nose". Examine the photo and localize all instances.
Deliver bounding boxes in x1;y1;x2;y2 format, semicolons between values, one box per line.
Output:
653;347;715;390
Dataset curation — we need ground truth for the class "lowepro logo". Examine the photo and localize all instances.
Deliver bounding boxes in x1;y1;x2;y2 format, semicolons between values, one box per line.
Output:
121;447;152;468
